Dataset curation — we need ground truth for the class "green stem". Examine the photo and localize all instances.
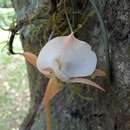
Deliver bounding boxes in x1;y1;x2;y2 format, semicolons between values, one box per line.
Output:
89;0;110;77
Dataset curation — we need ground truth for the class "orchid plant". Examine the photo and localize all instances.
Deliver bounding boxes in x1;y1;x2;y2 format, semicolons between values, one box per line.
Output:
21;32;105;130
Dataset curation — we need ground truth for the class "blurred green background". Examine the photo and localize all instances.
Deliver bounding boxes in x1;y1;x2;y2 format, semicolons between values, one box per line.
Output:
0;0;30;130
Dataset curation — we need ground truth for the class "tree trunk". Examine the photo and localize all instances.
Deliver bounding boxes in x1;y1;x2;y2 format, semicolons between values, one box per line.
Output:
11;0;130;130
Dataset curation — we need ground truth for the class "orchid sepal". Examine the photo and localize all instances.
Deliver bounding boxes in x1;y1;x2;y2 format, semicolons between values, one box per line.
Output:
68;77;105;92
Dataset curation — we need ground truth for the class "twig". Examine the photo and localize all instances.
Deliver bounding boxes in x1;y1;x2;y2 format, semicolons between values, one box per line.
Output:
8;18;29;55
64;0;73;33
0;26;10;31
48;31;54;41
74;11;96;33
0;41;8;53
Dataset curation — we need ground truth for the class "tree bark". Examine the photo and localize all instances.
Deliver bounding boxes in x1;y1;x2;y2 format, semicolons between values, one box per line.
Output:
11;0;130;130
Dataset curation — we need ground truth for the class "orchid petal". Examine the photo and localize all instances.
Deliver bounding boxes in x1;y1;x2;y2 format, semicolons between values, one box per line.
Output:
22;52;37;66
94;69;106;77
68;77;105;91
91;69;106;79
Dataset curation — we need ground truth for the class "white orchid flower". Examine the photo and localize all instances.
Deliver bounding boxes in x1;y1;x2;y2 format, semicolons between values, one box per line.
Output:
21;32;105;130
37;32;97;81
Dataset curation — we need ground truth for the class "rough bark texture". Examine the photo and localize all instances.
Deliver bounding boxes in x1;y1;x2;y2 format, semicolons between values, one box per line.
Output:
11;0;130;130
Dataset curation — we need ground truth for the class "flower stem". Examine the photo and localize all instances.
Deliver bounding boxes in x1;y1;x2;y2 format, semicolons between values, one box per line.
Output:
64;0;73;33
